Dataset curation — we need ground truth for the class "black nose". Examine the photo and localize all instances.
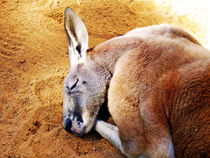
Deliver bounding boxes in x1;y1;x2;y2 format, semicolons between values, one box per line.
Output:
63;117;72;133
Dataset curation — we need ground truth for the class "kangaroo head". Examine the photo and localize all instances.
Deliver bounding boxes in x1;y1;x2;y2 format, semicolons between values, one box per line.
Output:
63;8;110;136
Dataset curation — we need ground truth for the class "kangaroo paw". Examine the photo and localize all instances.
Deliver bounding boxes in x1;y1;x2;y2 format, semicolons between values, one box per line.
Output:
94;120;126;155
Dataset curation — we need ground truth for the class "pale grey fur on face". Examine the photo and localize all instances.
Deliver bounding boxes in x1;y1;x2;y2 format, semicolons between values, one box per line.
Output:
63;8;110;136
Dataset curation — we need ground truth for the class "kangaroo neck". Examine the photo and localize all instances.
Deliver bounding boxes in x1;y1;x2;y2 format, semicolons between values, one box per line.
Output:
89;36;143;75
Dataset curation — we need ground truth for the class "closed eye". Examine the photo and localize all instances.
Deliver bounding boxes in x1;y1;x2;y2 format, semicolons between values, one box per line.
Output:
70;79;79;91
66;79;79;94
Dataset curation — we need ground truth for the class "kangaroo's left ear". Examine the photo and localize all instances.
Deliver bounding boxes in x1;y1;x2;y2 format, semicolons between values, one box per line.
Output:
64;8;88;66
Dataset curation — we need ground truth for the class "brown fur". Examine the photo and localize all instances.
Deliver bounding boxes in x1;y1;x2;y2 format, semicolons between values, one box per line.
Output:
91;24;210;157
63;8;210;157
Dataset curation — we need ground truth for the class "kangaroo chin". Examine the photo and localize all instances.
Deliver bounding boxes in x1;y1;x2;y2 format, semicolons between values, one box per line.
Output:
63;8;210;158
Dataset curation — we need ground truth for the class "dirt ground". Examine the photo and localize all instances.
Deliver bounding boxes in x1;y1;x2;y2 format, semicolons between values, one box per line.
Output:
0;0;209;157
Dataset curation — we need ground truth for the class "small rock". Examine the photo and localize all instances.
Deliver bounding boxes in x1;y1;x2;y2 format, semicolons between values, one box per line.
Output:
4;42;8;46
33;121;39;127
42;64;48;68
30;79;36;86
77;0;81;5
32;61;36;64
19;59;25;64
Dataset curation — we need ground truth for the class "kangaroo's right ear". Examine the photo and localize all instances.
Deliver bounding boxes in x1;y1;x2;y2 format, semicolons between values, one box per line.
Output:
64;8;88;67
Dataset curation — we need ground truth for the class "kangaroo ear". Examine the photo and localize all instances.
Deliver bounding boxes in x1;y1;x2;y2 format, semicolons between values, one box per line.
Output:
64;8;88;66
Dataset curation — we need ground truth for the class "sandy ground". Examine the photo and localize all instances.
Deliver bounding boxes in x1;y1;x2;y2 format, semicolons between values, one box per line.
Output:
0;0;209;157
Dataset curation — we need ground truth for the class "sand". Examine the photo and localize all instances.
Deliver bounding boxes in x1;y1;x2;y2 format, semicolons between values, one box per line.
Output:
0;0;209;157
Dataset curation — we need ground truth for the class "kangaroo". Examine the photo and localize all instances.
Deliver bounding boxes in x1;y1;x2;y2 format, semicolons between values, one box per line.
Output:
62;8;210;158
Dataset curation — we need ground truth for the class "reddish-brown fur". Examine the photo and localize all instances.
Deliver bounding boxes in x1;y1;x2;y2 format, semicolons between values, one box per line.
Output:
91;25;210;157
63;8;210;157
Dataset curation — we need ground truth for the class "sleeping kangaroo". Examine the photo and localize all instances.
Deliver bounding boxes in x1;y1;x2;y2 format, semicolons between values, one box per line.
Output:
62;8;210;158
